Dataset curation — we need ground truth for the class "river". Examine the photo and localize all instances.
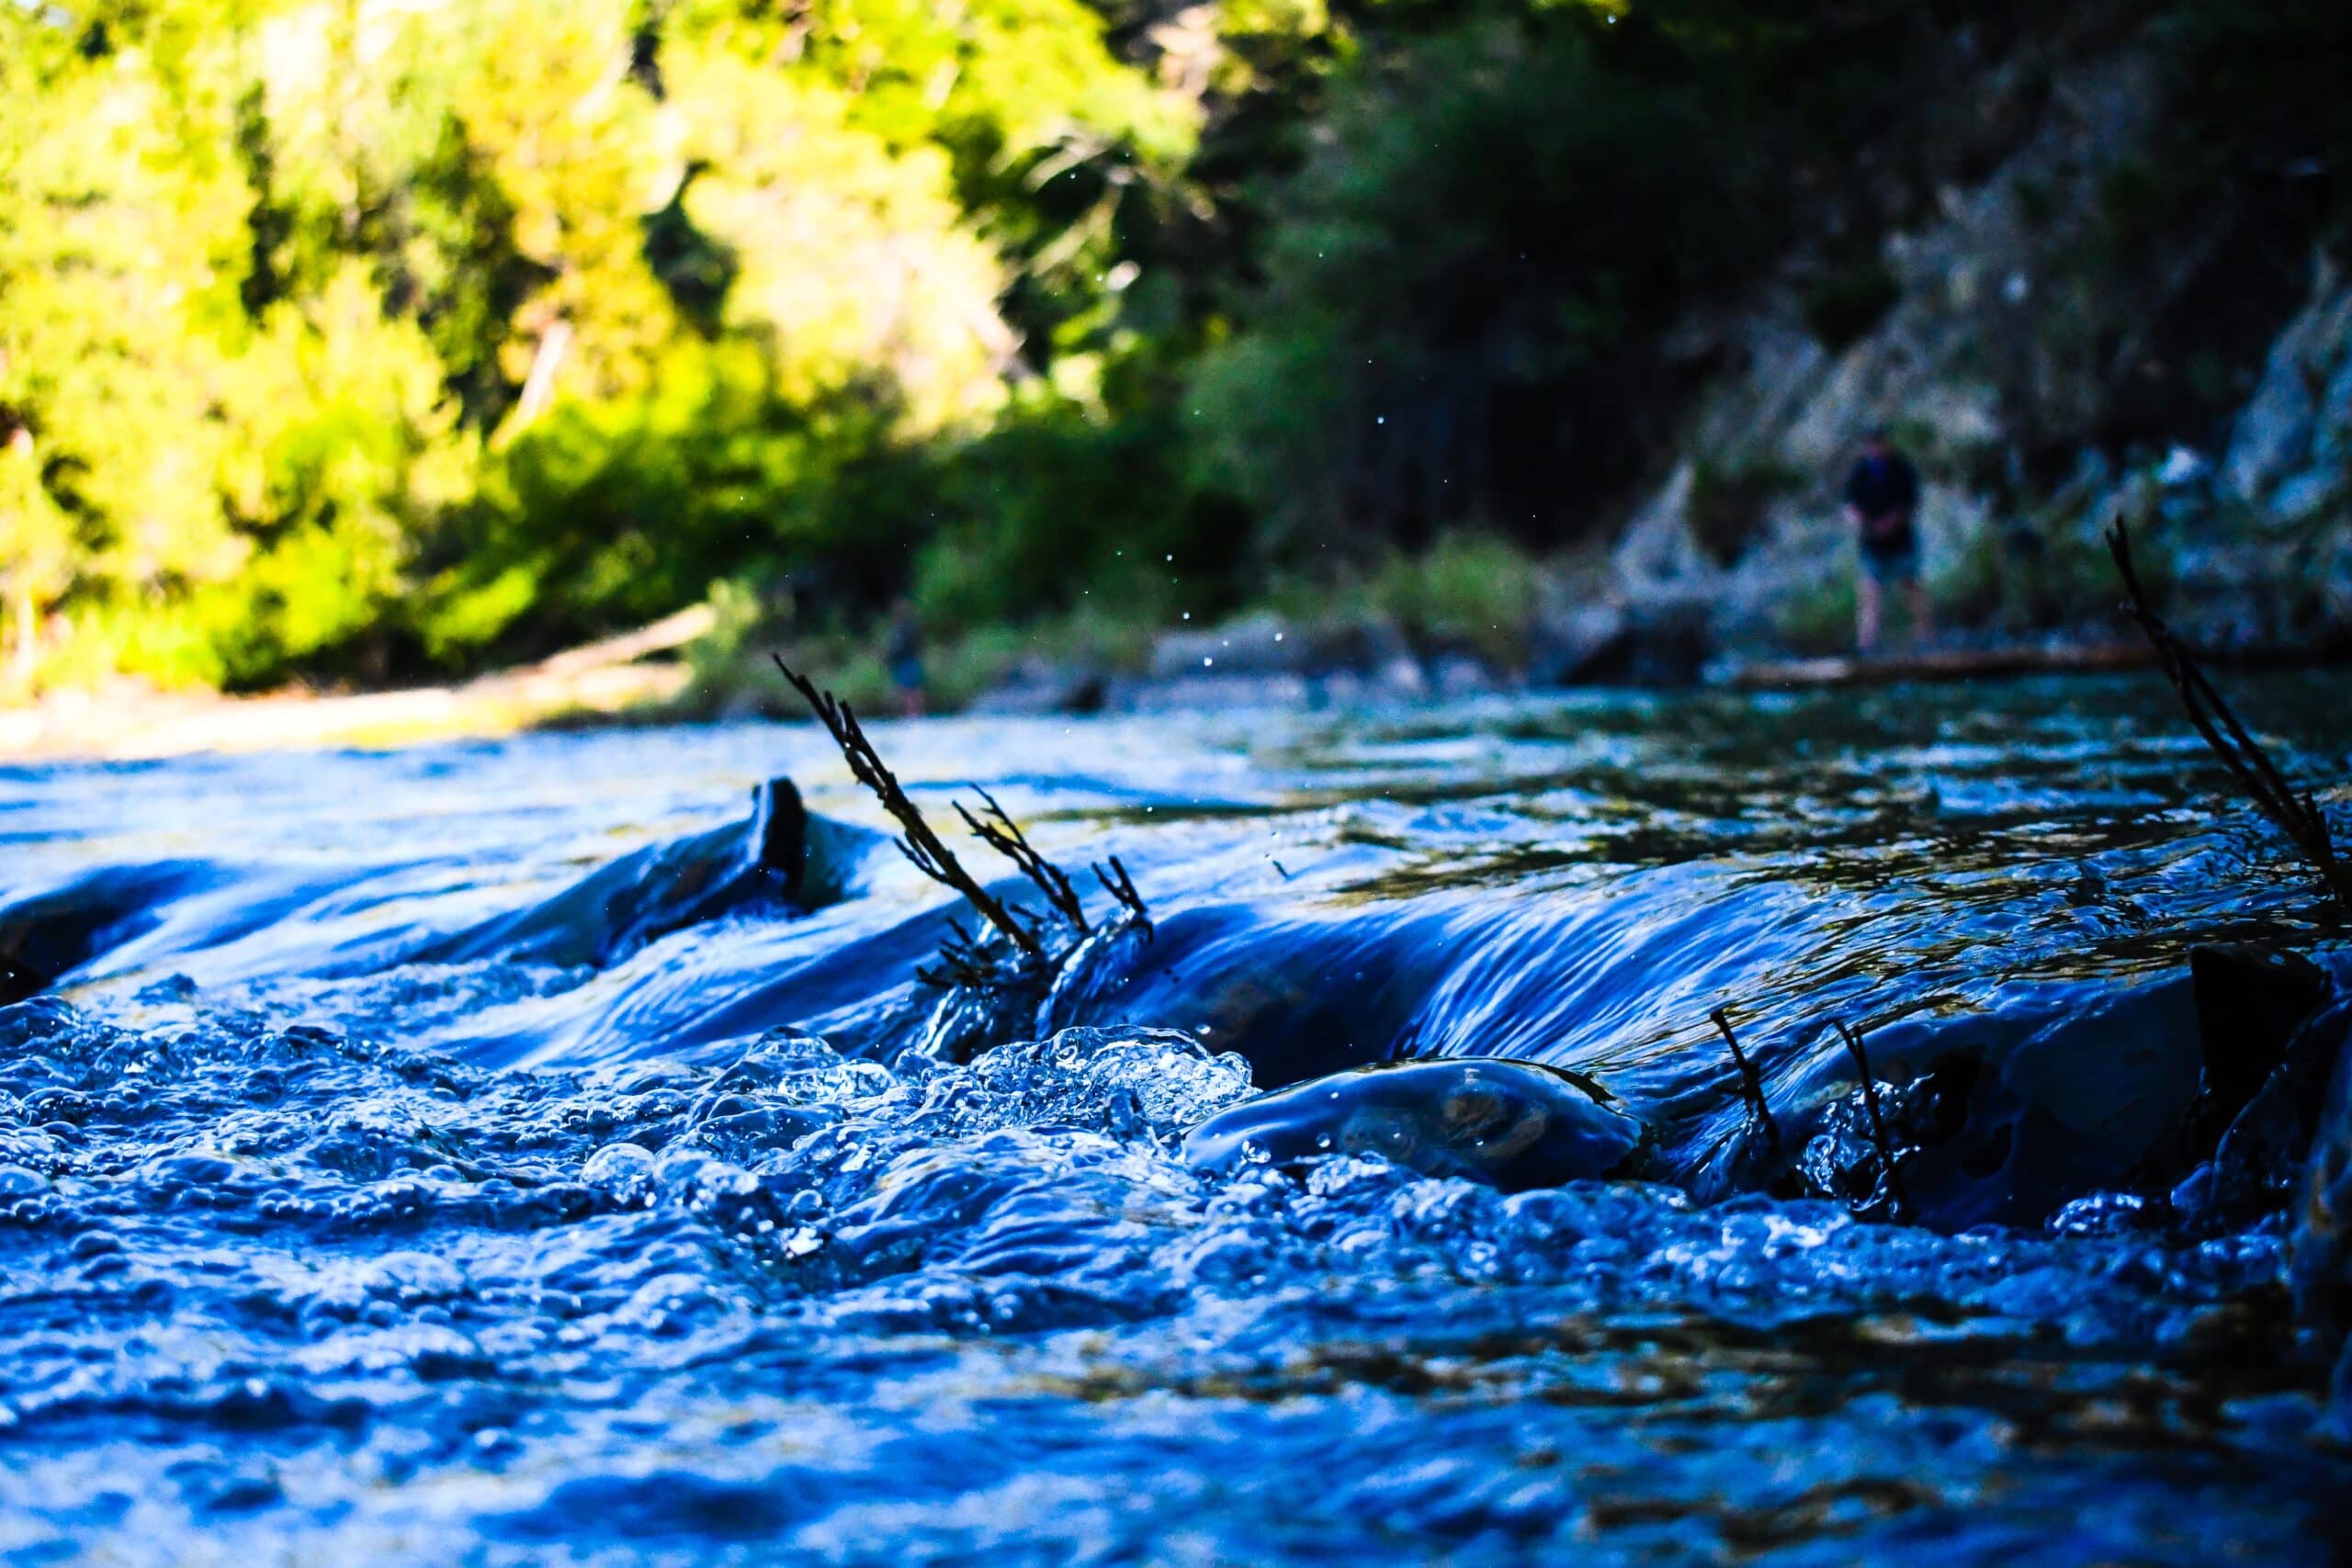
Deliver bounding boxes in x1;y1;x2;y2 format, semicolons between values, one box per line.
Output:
1;674;2346;1563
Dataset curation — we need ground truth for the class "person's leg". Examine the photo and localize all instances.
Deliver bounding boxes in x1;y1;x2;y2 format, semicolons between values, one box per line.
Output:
1855;570;1883;654
1906;577;1933;645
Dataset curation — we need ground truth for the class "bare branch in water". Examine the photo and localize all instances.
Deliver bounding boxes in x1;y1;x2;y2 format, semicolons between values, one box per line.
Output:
773;657;1045;961
1093;855;1152;935
957;787;1089;933
1834;1019;1909;1223
915;918;1004;989
1710;1005;1783;1163
2107;523;2349;910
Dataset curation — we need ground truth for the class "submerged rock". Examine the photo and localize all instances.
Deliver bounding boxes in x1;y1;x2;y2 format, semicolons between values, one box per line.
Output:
421;778;877;969
913;964;1051;1066
0;862;213;1004
1033;916;1157;1039
1041;904;1453;1089
2288;996;2352;1429
2189;943;2333;1137
2174;964;2347;1232
1749;953;2336;1232
1181;1057;1646;1193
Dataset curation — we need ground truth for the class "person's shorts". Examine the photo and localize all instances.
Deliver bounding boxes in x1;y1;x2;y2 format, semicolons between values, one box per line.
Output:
1860;536;1919;584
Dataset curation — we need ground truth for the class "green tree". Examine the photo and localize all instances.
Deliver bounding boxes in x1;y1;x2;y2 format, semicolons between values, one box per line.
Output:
1188;6;1752;554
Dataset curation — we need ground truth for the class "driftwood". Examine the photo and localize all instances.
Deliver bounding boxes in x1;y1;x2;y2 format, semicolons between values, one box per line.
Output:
2107;524;2350;910
1094;855;1150;935
958;788;1088;934
1710;1005;1784;1164
773;656;1045;960
773;657;1149;995
1723;641;2154;692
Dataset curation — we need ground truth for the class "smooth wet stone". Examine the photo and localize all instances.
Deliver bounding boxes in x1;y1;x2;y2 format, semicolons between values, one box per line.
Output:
423;778;881;968
0;862;214;1004
1747;971;2301;1232
1180;1057;1645;1192
911;903;1151;1066
916;965;1050;1066
1046;904;1454;1089
2175;987;2352;1232
1034;916;1155;1039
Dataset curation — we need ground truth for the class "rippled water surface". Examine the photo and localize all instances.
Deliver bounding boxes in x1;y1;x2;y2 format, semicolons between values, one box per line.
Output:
3;676;2349;1564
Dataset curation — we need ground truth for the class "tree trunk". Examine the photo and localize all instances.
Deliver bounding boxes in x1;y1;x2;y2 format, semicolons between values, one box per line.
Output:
8;573;32;694
497;319;574;448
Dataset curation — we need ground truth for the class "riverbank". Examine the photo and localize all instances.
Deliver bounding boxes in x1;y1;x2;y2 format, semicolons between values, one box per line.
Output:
0;606;709;761
0;608;2242;762
6;553;2340;762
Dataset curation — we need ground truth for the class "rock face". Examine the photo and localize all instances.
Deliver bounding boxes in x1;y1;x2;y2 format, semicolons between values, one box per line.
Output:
2222;277;2352;511
1603;40;2351;663
2184;269;2352;647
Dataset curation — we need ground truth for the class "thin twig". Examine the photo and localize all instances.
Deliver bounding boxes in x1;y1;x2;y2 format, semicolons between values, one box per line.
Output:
2107;523;2349;909
1833;1020;1909;1222
958;787;1089;932
774;656;1044;961
914;918;996;988
1710;1005;1783;1163
1092;855;1152;935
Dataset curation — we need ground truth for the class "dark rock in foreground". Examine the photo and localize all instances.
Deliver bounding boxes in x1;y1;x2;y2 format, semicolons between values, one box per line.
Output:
422;778;877;970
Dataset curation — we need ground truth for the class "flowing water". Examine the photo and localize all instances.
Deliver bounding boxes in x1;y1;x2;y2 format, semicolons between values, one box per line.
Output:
2;675;2348;1564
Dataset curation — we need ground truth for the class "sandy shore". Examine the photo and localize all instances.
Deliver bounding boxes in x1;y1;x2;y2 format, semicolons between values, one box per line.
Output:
0;607;710;762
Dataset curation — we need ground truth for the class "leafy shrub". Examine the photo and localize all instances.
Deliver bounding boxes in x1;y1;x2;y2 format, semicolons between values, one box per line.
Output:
417;341;898;665
1772;573;1858;657
1186;7;1758;551
911;398;1243;635
1364;534;1543;670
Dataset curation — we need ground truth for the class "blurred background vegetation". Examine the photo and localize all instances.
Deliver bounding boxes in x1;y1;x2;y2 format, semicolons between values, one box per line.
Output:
2;0;2347;703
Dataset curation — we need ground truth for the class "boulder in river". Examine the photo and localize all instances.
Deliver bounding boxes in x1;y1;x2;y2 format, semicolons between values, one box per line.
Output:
1181;1057;1647;1192
422;777;877;970
1736;952;2337;1232
0;862;213;1005
2287;992;2352;1431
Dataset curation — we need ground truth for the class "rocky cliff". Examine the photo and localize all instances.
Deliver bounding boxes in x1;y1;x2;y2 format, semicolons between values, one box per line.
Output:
1605;25;2350;664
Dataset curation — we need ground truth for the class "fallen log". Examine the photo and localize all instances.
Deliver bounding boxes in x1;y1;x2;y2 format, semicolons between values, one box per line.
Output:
1720;640;2153;691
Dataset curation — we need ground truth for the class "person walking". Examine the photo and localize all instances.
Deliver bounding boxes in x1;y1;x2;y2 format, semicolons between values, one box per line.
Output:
884;600;927;717
1841;428;1931;654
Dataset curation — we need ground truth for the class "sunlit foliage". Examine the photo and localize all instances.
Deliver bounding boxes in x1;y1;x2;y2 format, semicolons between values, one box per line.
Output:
0;0;1189;687
1;0;2344;692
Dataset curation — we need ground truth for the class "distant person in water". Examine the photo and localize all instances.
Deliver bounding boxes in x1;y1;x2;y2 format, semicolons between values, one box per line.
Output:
1842;428;1932;654
884;600;926;716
